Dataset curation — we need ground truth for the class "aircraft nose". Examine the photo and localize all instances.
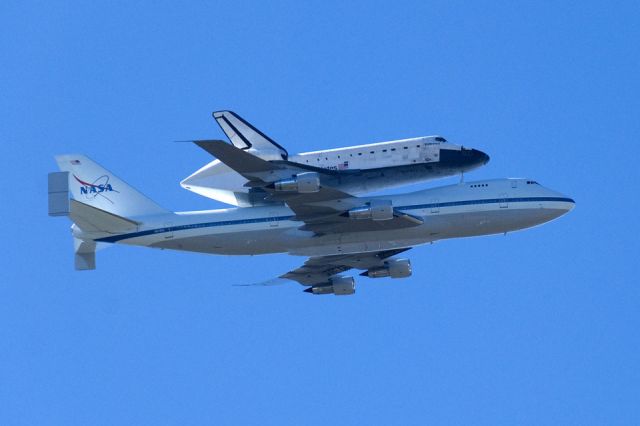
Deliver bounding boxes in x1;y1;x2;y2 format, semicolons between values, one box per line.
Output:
462;148;490;167
439;147;490;171
561;196;576;212
545;188;576;218
473;149;490;165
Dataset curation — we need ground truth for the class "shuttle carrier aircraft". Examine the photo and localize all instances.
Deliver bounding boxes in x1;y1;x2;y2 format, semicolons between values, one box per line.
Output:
49;138;574;295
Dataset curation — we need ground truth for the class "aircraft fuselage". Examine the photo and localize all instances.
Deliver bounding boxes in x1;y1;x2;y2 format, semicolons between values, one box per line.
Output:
84;178;574;257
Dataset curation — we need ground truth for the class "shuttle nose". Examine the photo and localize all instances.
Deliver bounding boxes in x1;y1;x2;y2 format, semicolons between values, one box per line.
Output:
461;147;490;168
439;147;490;171
473;149;490;165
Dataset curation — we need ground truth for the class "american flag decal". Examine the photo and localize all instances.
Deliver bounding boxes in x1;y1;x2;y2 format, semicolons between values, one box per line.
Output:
338;161;349;170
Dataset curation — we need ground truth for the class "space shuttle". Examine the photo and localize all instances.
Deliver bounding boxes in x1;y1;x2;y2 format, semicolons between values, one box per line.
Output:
181;111;490;206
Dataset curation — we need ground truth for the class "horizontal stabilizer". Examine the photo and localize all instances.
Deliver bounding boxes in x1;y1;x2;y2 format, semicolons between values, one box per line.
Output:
70;199;139;234
49;171;141;235
74;238;96;270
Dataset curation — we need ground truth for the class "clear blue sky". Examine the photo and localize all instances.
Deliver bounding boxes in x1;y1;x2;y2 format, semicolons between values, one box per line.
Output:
1;1;639;425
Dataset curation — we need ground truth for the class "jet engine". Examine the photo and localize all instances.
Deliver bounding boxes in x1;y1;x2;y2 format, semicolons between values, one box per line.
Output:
304;276;356;295
274;172;320;193
361;259;412;279
348;199;393;221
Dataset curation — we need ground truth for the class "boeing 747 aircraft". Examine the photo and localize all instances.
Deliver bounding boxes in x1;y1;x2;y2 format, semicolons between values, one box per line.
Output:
49;140;574;295
181;111;489;206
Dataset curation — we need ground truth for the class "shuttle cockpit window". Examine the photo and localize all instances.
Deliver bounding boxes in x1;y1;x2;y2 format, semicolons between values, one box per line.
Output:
435;137;447;142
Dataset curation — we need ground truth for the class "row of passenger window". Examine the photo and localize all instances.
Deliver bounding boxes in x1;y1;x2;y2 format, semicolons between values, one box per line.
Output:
470;183;488;188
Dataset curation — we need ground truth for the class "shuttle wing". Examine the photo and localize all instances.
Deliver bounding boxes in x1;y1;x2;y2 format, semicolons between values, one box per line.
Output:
196;139;423;234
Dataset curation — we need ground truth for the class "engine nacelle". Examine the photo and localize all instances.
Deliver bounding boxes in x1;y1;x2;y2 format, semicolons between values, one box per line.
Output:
274;172;320;193
348;199;393;221
304;276;356;296
362;259;412;279
331;276;356;295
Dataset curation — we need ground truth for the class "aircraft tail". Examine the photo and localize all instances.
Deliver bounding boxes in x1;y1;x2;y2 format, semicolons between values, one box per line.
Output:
52;155;169;218
213;111;289;159
49;155;171;270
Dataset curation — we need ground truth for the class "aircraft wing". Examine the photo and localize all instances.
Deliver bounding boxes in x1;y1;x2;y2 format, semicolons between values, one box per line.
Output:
236;248;413;295
288;194;423;234
194;139;423;234
281;248;411;286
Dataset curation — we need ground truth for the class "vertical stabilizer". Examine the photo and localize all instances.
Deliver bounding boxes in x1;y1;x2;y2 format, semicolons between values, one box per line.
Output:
54;155;169;218
213;111;289;160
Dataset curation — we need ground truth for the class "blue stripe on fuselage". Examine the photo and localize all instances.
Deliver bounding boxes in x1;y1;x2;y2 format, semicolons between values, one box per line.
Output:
94;197;574;243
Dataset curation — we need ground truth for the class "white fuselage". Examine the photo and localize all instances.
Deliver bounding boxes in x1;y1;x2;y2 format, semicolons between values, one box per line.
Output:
83;178;574;258
291;136;449;170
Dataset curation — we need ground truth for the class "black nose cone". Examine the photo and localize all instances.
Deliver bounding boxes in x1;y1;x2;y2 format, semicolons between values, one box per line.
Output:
473;149;490;165
439;147;491;171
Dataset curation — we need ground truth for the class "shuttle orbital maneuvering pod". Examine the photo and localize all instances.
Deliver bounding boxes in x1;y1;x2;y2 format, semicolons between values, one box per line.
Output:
49;111;574;295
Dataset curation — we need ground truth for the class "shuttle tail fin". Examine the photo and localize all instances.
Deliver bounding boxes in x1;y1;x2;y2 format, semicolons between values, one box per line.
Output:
213;111;289;159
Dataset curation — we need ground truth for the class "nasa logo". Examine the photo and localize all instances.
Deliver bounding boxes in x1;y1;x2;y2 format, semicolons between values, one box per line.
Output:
73;175;116;195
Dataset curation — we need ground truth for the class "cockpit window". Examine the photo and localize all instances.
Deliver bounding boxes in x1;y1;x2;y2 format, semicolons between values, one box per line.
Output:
435;137;446;142
526;180;540;185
